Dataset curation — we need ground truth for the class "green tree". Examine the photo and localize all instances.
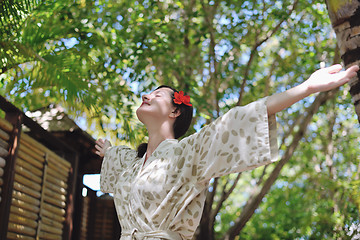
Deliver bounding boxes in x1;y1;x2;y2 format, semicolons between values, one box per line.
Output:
1;0;359;239
1;0;147;146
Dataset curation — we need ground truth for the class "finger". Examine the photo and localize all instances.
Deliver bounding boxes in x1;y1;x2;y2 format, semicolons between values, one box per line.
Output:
346;65;360;74
97;139;105;147
343;66;358;79
327;64;343;74
346;71;358;79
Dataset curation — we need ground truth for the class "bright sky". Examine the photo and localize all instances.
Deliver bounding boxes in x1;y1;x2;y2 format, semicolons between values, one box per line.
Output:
83;174;105;196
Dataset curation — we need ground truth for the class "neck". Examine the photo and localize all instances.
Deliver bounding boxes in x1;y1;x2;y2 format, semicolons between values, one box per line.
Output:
145;122;175;159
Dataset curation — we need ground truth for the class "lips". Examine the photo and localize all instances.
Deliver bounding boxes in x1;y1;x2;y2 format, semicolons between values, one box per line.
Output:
141;101;150;107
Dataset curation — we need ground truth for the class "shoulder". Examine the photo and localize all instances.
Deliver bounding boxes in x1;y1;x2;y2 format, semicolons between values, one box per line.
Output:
106;145;134;155
105;145;138;164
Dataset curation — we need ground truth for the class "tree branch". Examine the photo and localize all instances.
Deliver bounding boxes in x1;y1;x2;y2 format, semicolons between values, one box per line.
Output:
225;89;339;240
210;173;242;226
201;0;221;115
236;0;300;106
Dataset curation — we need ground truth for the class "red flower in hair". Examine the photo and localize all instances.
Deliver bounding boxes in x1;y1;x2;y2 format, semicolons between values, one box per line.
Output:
174;91;192;106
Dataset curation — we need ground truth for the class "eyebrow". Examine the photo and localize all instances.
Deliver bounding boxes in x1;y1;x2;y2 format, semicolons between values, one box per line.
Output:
152;89;166;95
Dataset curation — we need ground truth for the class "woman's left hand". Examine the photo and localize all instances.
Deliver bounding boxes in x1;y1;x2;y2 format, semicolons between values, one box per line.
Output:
303;64;359;94
266;64;359;115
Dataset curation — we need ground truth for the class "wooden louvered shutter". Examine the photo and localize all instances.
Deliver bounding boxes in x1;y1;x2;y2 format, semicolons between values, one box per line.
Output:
7;132;72;240
0;111;72;240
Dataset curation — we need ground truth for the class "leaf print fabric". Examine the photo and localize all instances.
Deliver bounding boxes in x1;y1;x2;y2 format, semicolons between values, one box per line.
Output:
100;97;278;240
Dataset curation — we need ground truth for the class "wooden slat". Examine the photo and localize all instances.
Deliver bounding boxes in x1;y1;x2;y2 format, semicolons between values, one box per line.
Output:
47;163;69;182
47;148;71;168
40;208;65;223
43;195;66;209
39;222;62;235
19;138;44;158
18;145;44;165
44;188;66;202
45;174;67;189
13;182;41;199
10;206;38;221
7;231;34;240
0;137;9;149
15;165;42;184
9;213;38;229
47;167;68;181
21;133;71;169
17;150;43;169
12;190;40;207
0;128;10;141
0;145;8;157
41;215;64;229
44;181;67;196
48;154;71;172
14;173;42;192
0;117;13;132
12;198;40;214
38;230;62;240
0;156;5;167
42;202;65;217
8;222;36;237
17;158;43;177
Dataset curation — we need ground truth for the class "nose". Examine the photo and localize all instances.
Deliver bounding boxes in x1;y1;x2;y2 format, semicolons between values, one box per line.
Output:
142;94;150;102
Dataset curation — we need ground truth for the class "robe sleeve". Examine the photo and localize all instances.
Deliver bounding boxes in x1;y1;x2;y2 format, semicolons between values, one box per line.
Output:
100;145;134;193
179;97;278;183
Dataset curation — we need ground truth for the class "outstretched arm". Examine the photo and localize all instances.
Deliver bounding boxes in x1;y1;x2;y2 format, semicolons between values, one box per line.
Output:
266;64;359;116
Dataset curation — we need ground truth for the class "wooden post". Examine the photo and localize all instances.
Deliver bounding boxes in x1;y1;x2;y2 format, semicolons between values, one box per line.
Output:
71;173;86;240
0;112;23;239
87;188;97;240
62;152;79;240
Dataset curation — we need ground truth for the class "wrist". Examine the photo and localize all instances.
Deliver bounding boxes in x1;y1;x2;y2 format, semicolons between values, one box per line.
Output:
297;81;313;97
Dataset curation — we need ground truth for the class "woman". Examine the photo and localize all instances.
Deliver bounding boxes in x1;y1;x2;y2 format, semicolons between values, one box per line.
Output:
95;64;359;240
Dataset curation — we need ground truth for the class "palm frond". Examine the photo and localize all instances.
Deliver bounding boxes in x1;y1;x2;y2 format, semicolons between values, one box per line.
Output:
0;0;44;39
0;40;47;73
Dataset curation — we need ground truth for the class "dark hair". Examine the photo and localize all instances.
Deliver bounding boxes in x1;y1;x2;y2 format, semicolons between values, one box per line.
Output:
137;85;193;158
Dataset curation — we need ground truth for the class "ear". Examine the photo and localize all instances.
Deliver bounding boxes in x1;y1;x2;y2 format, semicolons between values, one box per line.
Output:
169;107;181;119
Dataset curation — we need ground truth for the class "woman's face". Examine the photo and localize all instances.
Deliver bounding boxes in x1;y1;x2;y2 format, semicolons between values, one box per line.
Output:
136;87;177;124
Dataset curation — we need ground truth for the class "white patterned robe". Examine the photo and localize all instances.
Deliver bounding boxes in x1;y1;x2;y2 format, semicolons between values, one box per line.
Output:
100;97;278;240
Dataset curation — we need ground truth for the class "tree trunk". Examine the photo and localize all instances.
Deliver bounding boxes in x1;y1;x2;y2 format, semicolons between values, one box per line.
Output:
325;0;360;122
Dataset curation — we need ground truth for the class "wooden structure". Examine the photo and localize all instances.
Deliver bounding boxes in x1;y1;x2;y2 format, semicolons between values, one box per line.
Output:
0;96;120;239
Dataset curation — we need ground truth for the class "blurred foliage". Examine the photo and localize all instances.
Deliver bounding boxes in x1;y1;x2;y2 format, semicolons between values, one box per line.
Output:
0;0;359;239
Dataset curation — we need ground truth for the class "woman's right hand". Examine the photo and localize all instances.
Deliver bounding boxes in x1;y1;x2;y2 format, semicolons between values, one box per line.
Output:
95;138;112;157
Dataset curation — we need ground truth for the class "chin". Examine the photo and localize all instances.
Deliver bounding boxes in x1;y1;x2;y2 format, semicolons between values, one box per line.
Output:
136;108;143;122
